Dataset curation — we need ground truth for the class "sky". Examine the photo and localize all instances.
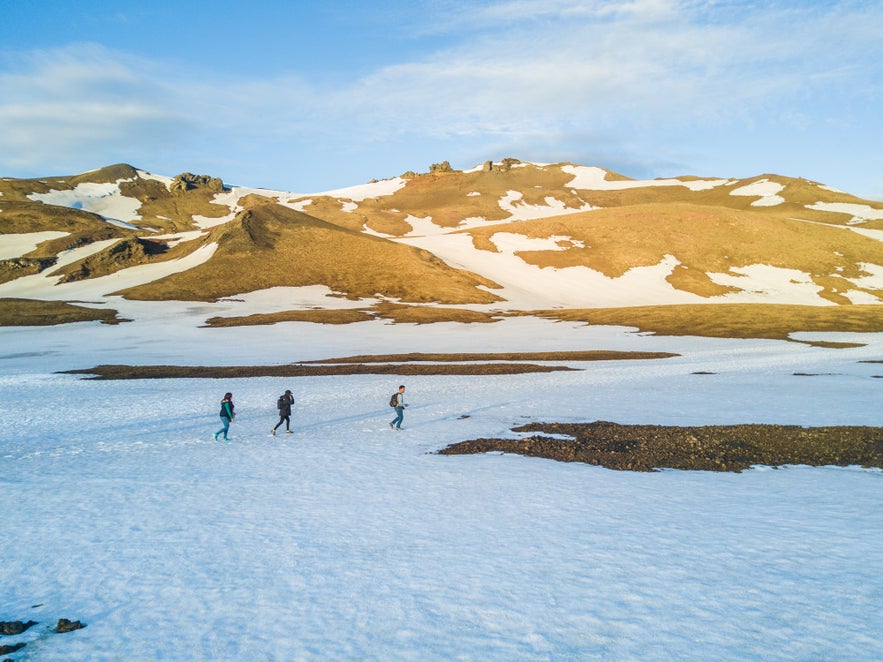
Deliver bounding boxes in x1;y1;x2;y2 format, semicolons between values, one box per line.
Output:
1;0;881;199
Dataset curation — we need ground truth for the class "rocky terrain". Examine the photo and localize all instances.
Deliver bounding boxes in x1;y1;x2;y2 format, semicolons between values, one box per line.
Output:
441;421;883;472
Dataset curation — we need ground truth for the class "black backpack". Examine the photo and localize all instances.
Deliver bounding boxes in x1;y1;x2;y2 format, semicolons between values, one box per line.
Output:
389;392;399;407
277;395;286;409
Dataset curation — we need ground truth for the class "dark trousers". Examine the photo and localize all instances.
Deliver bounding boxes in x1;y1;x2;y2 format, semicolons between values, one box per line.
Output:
274;414;291;431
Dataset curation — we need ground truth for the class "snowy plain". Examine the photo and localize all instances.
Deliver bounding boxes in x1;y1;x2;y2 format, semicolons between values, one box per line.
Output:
2;168;883;659
2;314;883;661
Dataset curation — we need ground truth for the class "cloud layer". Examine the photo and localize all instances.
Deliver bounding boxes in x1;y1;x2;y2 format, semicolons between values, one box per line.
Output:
1;1;881;196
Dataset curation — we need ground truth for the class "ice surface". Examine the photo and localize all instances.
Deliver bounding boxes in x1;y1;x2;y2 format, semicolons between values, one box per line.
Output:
1;318;882;660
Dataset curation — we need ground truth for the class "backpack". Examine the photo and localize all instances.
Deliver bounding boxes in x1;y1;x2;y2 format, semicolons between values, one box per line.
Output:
389;392;399;407
277;396;286;409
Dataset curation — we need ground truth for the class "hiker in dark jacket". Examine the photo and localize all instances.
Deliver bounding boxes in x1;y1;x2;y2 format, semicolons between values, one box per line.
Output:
214;392;235;441
272;389;294;435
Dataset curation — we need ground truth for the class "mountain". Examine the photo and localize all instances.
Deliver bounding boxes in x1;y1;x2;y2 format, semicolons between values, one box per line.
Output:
2;159;883;338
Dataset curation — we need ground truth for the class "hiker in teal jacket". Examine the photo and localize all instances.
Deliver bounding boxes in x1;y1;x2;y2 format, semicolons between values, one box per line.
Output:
214;392;235;441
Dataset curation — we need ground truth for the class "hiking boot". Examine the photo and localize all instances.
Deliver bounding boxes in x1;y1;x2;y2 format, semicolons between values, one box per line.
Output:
286;430;293;434
271;429;276;436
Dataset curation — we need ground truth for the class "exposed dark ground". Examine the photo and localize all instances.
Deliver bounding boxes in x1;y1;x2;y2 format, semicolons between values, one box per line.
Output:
61;362;577;379
440;421;883;472
59;350;676;379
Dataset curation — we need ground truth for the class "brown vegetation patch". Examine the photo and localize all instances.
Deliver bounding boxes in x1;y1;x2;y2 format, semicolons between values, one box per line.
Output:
202;304;504;327
0;298;124;326
303;350;678;364
61;362;576;380
0;199;126;237
525;303;883;340
116;202;501;303
440;421;883;472
572;174;883;230
370;303;503;324
203;308;373;327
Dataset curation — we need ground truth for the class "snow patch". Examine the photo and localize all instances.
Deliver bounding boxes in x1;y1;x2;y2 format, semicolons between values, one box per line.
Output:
313;177;407;202
806;202;883;224
192;211;236;230
562;165;730;192
0;242;218;301
489;233;585;253
709;265;825;304
136;170;173;189
729;180;785;206
0;231;69;260
498;190;595;221
28;180;143;223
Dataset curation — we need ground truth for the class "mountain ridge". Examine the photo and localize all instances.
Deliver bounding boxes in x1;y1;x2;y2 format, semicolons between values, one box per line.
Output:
2;159;883;338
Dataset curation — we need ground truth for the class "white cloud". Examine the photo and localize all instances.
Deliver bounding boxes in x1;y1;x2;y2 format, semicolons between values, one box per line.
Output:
0;2;881;195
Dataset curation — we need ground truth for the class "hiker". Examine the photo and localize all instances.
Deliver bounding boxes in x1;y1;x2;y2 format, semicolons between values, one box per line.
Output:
389;384;408;430
272;389;295;435
214;392;235;441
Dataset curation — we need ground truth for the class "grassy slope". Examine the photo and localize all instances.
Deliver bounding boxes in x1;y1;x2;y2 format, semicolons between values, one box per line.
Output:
525;303;883;340
464;202;883;303
117;201;502;303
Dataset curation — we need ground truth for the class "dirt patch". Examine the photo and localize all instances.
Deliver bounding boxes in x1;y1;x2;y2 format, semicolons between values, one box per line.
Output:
524;303;883;341
61;363;577;380
302;350;678;363
202;303;505;327
440;421;883;472
0;298;124;326
203;308;373;327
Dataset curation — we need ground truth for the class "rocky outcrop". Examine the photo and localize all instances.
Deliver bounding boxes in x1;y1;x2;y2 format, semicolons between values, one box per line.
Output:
56;618;86;633
429;161;455;174
0;621;36;636
56;237;168;283
170;172;226;195
0;257;57;284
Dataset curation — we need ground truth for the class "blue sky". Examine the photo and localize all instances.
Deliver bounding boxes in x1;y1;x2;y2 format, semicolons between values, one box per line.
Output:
1;0;881;199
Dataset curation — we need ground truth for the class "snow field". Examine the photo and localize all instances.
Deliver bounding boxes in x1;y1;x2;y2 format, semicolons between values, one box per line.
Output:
2;319;883;660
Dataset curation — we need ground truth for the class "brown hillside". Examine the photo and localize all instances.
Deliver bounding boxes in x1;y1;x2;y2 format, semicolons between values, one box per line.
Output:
297;166;883;236
0;164;231;233
465;202;883;303
0;201;134;284
116;201;501;303
526;303;883;340
297;162;590;234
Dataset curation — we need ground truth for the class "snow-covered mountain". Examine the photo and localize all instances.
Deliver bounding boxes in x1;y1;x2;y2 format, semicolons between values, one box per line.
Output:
2;160;883;337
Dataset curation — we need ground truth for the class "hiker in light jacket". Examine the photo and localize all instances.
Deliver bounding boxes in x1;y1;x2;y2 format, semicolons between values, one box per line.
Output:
272;389;294;435
389;384;407;430
214;392;235;441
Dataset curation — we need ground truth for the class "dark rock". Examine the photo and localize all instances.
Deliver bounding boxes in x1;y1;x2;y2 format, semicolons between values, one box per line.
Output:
429;161;454;173
170;172;225;195
0;621;36;636
56;619;85;633
0;642;26;655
